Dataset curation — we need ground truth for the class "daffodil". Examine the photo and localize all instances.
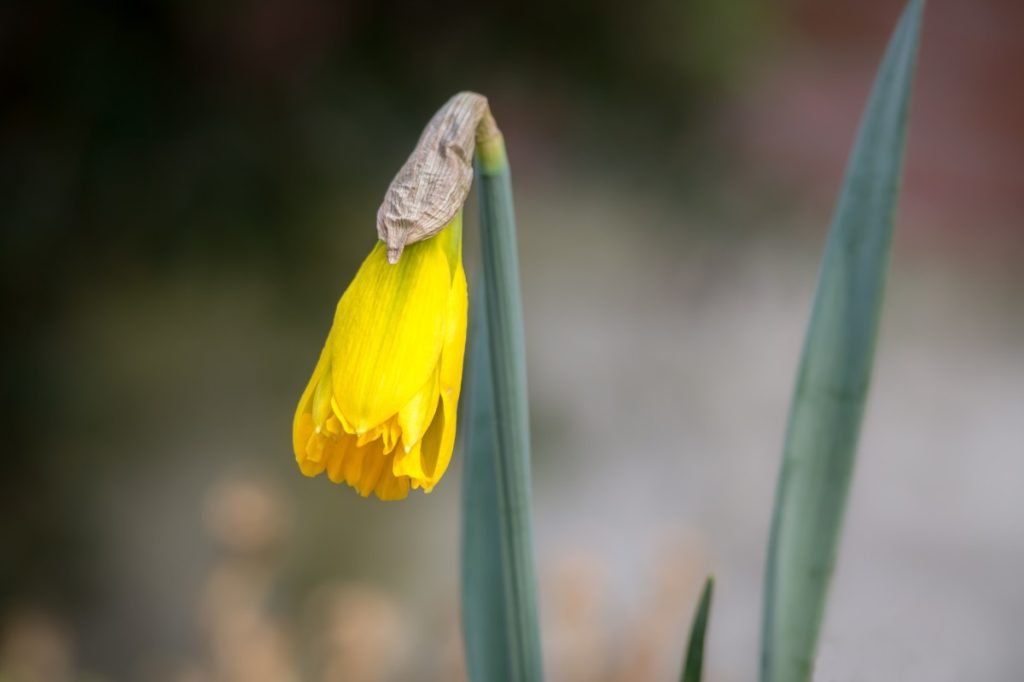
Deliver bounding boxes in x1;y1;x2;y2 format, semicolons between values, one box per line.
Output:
293;212;468;500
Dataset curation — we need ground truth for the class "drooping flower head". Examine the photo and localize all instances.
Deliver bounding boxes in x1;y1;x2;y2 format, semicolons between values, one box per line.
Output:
293;212;467;500
292;92;497;500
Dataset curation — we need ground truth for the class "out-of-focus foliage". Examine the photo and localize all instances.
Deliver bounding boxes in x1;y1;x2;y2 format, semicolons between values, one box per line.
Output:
681;576;714;682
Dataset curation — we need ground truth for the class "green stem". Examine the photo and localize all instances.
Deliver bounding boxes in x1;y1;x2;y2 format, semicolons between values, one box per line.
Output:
464;131;544;681
461;289;512;680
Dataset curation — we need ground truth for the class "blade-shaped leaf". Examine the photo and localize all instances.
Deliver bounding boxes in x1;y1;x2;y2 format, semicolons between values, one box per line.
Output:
760;2;925;681
681;576;715;682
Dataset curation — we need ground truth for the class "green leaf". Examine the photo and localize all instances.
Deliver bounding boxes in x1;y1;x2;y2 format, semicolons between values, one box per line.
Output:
461;135;544;682
681;576;715;682
759;2;925;681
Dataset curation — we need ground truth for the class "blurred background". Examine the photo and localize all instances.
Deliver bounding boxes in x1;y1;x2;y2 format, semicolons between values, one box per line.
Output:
1;0;1022;680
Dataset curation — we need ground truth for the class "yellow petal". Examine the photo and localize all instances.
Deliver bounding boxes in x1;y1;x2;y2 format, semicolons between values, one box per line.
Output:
416;392;457;493
433;211;463;279
440;259;469;406
323;414;343;436
397;262;468;491
304;430;327;463
324;432;358;484
397;367;441;453
294;412;315;465
354;440;388;497
392;419;430;480
374;470;411;501
298;408;353;480
330;238;451;433
329;397;357;435
298;452;328;477
311;363;335;427
425;259;469;490
355;414;401;453
294;343;330;459
342;440;367;487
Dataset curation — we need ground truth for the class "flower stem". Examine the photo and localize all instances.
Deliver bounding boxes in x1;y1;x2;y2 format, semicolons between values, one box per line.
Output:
461;291;511;680
462;128;544;681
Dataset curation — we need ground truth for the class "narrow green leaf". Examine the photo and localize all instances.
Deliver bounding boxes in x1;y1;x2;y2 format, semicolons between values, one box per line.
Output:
760;2;925;681
681;576;715;682
460;134;544;681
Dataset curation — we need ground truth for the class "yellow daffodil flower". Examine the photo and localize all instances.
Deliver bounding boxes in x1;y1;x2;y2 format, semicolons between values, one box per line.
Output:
293;212;468;500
